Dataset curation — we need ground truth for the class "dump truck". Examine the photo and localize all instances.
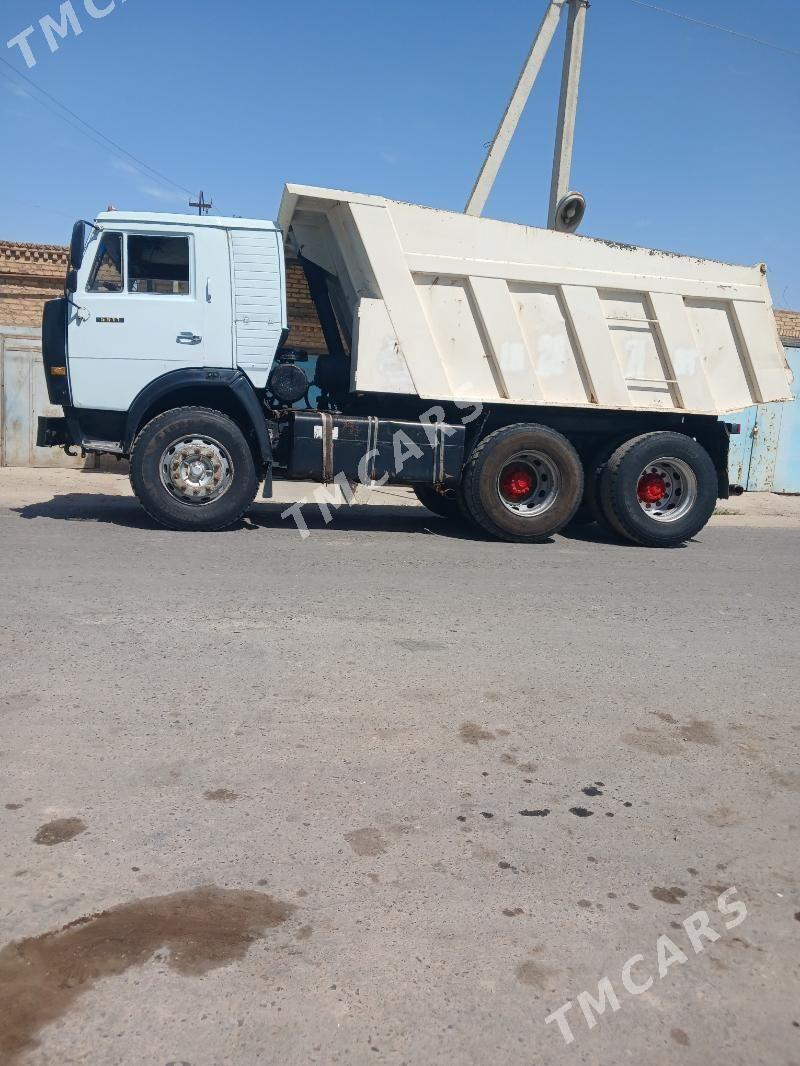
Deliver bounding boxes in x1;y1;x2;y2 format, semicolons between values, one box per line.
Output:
37;185;793;545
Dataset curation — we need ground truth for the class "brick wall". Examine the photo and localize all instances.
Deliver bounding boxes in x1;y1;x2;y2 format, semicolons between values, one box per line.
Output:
0;241;69;328
284;256;328;354
775;308;800;345
0;239;329;353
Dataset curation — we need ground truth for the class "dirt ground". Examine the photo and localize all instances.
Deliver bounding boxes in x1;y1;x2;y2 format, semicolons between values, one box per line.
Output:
1;467;799;1066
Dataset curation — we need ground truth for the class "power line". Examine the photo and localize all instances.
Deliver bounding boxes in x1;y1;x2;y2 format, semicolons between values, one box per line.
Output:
0;54;195;197
4;194;78;222
627;0;800;58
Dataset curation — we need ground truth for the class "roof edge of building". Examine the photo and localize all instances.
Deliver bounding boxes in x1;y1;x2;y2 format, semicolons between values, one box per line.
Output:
1;239;69;263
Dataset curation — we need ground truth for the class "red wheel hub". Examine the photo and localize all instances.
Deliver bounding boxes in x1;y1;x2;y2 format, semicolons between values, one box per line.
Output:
637;472;667;504
500;465;535;500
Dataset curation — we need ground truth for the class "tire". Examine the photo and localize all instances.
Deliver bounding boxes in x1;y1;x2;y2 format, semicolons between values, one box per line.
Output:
598;431;718;547
413;483;463;521
581;439;626;530
130;406;259;531
461;423;583;543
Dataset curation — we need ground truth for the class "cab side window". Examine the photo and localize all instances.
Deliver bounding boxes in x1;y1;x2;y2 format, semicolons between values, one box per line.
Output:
86;232;123;293
127;235;191;295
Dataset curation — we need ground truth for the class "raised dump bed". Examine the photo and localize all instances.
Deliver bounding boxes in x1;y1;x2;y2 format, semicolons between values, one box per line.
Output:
279;185;793;416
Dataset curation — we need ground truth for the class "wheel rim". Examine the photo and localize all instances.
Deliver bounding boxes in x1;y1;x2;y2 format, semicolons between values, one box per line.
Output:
497;450;560;517
159;435;234;505
635;457;697;523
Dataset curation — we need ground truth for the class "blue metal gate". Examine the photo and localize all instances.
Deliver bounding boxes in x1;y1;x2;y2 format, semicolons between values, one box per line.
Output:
772;345;800;492
727;344;799;492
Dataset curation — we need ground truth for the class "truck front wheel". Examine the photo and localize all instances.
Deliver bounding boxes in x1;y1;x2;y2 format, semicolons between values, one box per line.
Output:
130;406;259;531
598;431;718;547
461;423;583;542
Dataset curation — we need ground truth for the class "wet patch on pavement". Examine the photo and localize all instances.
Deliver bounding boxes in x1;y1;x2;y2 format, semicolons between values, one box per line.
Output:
204;789;239;802
516;954;558;990
345;828;388;857
459;722;497;745
0;885;296;1063
625;716;720;755
678;720;720;746
33;818;86;846
651;886;688;904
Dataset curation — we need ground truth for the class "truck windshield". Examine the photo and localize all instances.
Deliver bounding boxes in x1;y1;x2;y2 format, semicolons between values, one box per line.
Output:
87;232;123;293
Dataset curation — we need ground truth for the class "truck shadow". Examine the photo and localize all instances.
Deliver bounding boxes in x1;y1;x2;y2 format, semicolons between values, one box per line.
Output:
243;502;488;540
11;494;486;541
11;494;690;547
559;522;689;548
13;494;153;528
558;522;624;546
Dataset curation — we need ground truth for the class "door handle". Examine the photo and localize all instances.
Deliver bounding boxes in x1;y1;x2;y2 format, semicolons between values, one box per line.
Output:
177;332;202;345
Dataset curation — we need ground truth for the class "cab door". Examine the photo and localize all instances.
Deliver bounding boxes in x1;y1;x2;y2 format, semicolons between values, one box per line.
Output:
68;228;209;411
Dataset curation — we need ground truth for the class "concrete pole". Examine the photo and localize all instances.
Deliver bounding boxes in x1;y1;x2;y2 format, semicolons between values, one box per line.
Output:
465;0;567;217
547;0;588;228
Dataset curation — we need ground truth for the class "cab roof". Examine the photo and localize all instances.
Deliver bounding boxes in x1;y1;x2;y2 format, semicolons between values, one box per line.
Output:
94;211;279;231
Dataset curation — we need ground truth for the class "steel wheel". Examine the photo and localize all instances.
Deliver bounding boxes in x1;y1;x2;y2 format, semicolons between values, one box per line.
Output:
159;436;234;505
636;457;697;523
497;451;561;517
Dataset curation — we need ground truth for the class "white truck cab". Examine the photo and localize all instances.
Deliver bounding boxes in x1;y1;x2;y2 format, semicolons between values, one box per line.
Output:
67;213;287;412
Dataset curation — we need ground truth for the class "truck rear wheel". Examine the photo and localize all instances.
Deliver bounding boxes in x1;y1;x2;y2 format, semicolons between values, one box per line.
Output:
130;406;259;531
598;431;718;547
461;423;583;542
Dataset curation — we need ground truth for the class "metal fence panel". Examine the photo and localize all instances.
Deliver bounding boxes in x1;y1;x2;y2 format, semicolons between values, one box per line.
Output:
0;327;85;468
772;345;800;493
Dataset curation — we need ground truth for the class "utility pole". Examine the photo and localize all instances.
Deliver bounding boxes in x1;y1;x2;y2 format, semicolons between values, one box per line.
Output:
190;191;213;216
465;0;566;218
547;0;588;228
464;0;589;232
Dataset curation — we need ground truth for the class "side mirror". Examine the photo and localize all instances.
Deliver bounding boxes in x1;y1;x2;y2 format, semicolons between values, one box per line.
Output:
69;220;87;269
65;268;78;294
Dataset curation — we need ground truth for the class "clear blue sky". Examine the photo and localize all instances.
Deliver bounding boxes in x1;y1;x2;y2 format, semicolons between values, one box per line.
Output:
2;0;799;307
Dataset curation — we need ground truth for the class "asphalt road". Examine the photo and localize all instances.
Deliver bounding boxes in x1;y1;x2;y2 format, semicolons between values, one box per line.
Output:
1;474;799;1066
